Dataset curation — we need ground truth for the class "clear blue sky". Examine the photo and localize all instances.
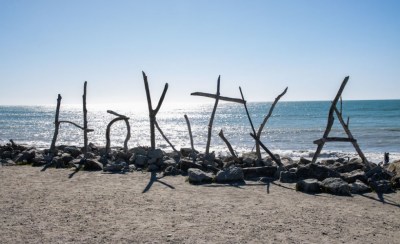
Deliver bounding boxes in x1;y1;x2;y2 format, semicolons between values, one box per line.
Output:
1;0;399;105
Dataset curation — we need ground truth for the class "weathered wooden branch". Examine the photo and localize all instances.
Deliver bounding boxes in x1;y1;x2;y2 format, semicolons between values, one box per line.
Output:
333;106;370;167
239;87;257;136
313;137;356;145
191;92;246;104
123;119;131;152
154;120;178;153
250;133;283;167
184;114;195;155
58;121;94;132
105;110;131;154
191;76;244;155
218;129;238;160
142;71;168;149
107;110;128;118
255;87;288;160
205;76;221;155
50;94;62;153
82;81;89;158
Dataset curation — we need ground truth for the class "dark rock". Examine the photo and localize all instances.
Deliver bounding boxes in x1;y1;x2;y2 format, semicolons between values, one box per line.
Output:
349;157;363;164
1;150;12;159
296;163;340;181
163;165;181;176
369;180;393;193
64;146;81;157
83;159;103;171
31;154;46;167
188;168;213;184
88;142;98;152
387;160;400;174
334;160;366;173
51;156;67;168
280;171;298;183
129;147;147;156
13;149;36;163
85;152;96;159
349;180;371;194
387;160;400;188
299;157;311;165
61;153;74;164
215;167;244;183
115;151;130;161
280;157;294;167
128;164;136;172
147;164;159;172
164;159;178;167
296;179;321;193
321;159;336;165
242;166;277;179
148;149;163;160
366;166;393;182
68;158;82;168
1;159;16;166
241;152;258;167
180;148;198;158
179;159;203;172
391;175;400;189
340;169;367;183
103;162;128;172
320;178;351;196
134;155;148;167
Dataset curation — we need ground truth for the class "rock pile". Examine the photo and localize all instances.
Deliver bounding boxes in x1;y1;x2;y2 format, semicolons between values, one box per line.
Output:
1;142;399;196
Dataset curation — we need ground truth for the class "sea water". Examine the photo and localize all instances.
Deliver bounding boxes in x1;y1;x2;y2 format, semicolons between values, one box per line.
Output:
0;100;399;163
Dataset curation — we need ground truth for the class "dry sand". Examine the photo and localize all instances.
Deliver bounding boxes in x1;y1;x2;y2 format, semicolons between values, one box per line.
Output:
0;166;399;244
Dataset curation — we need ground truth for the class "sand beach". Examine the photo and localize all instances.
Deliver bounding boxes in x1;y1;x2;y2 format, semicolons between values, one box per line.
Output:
1;166;399;244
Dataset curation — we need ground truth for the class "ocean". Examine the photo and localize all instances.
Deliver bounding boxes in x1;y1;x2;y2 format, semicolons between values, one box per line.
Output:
0;100;399;163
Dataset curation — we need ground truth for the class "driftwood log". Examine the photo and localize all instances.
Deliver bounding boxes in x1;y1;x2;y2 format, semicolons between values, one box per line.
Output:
184;114;195;156
105;110;130;155
154;120;178;153
191;76;245;155
49;94;62;154
218;129;239;161
311;76;371;168
142;71;169;150
250;133;283;167
255;87;288;160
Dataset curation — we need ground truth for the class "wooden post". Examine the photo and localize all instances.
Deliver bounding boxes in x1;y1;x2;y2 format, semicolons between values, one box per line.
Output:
82;81;88;158
191;76;245;155
50;94;62;154
184;114;195;154
142;71;168;149
206;76;220;155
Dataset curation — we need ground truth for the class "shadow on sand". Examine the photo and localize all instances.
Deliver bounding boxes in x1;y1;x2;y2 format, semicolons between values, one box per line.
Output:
360;192;400;208
142;171;175;193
